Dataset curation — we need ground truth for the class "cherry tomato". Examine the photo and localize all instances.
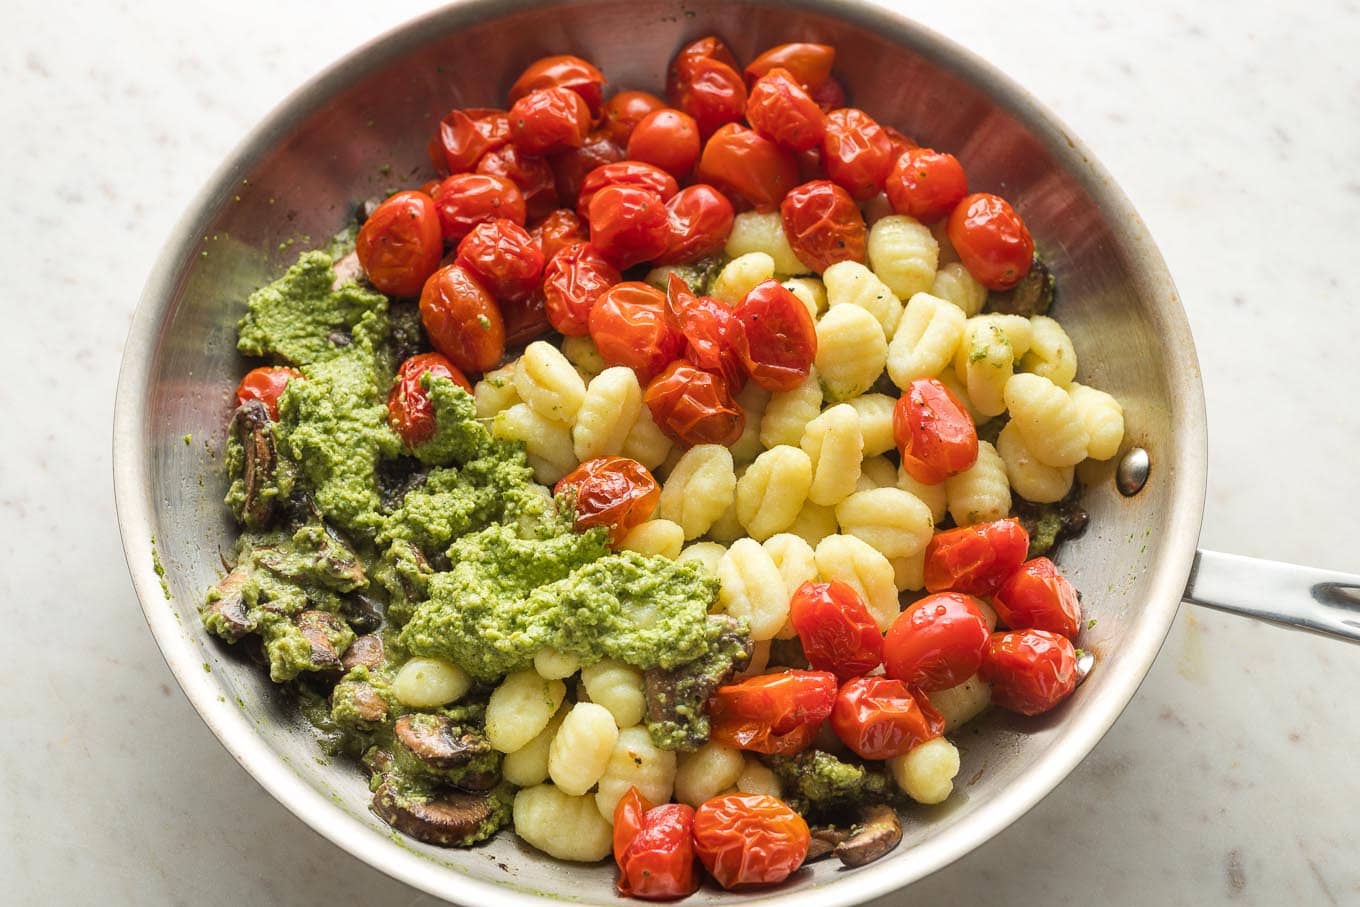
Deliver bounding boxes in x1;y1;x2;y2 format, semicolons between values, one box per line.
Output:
883;592;991;692
615;803;699;900
656;184;735;265
643;360;745;447
600;89;666;145
418;264;507;373
883;125;919;158
500;291;552;348
820;108;894;200
830;676;945;760
508;54;607;116
613;787;653;865
809;76;847;113
732;279;817;392
979;629;1078;716
453;218;544;304
779;179;866;273
576;161;680;219
692;794;810;890
665;273;743;388
885;147;969;225
670;55;747;139
796;146;826;182
541;241;621;336
387;353;473;447
893;377;978;484
475;143;559;221
788;580;883;680
588;281;684;382
355;190;444;297
993;557;1082;638
554;456;660;544
667;37;739;91
509;87;592;156
427;107;510;175
697;123;799;211
529;208;587;263
947;192;1035;291
431;173;527;244
923;518;1031;596
627;108;702;180
709;669;837;755
745;42;835;89
588;185;670;270
235;366;302;420
745;68;826;153
549;130;626;207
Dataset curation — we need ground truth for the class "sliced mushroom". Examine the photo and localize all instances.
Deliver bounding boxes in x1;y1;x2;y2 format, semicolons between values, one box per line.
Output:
341;594;383;635
231;400;277;530
362;746;394;778
341;633;385;671
834;804;902;868
987;257;1054;317
643;615;753;749
805;825;850;863
319;525;367;589
202;567;255;642
331;249;364;290
294;610;345;672
337;680;389;723
394;714;493;771
372;780;497;847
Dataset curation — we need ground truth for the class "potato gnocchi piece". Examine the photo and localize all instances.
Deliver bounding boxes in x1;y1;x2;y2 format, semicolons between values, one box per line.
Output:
888;736;960;805
845;393;897;457
711;251;775;305
571;366;642;461
823;260;903;338
835;487;934;559
657;444;738;540
580;660;647;729
926;674;992;732
560;333;607;380
729;382;772;465
951;315;1032;418
706;495;746;544
595;726;678;822
801;404;864;507
391;657;471;708
486;670;568;754
785;501;839;548
856;454;899;491
621;405;673;470
473;364;519;419
1068;382;1126;460
736;445;813;540
513;784;613;862
814;534;899;631
533;648;581;681
736;758;782;798
674;741;745;808
1004;373;1090;467
492;403;577;484
1019;315;1077;387
897;465;948;524
725;210;810;276
760;368;824;448
502;705;568;787
762;533;818;599
814;305;887;402
944;439;1011;525
930;218;958;264
886;292;966;387
515;340;588;424
548;702;619;796
996;421;1074;504
929;261;988;316
619;518;685;560
781;276;827;319
676;541;727;574
717;538;790;641
866;214;938;301
890;551;926;593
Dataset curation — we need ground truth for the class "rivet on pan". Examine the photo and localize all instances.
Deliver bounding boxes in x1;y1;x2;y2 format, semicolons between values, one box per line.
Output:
1116;447;1150;496
1074;649;1096;683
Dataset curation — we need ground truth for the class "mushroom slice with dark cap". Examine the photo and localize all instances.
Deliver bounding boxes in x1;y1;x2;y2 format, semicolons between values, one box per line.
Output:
804;825;850;863
201;567;255;642
334;680;389;724
372;781;498;847
394;714;494;771
341;633;385;672
341;593;384;636
987;257;1054;317
834;803;902;868
294;610;347;672
230;400;278;530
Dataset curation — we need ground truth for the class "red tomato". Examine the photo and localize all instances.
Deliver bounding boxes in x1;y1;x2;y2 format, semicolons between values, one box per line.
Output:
667;39;746;138
576;161;680;219
979;629;1078;715
796;146;826;182
431;174;527;244
732;280;817;392
883;592;991;692
667;36;739;93
475;143;559;221
893;378;979;484
656;183;735;265
386;353;473;447
587;281;684;382
643;360;745;447
500;291;552;349
829;676;945;760
613;787;653;865
697;123;799;211
587;185;670;270
355;190;444;297
665;273;743;388
745;68;826;153
779;179;866;273
529;208;587;263
454;218;544;304
508;87;592;156
600;89;666;145
709;670;837;755
235;366;302;420
508;54;607;115
744;42;835;89
548;130;626;207
418;264;507;373
554;456;660;544
627;108;702;180
885;147;969;225
821;108;895;200
692;794;810;890
788;580;883;680
947;192;1035;290
883;125;919;158
541;241;621;336
809;76;847;113
615;803;699;900
993;557;1082;638
428;107;510;175
923;519;1031;596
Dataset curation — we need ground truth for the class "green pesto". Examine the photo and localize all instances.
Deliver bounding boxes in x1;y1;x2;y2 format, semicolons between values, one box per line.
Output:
765;749;894;817
645;615;753;751
646;256;726;295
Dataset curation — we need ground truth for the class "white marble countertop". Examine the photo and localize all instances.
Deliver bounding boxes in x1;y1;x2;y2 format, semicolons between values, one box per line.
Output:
5;0;1358;903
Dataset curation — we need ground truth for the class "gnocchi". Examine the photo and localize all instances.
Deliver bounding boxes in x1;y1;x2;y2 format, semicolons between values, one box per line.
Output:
834;487;934;559
619;518;685;559
823;260;903;337
800;404;864;507
515;340;587;424
814;305;888;402
580;659;647;728
725;210;809;275
595;727;678;821
814;534;899;631
886;292;966;387
656;444;738;540
996;421;1074;504
512;784;613;862
888;737;960;805
944;439;1012;525
866;214;938;301
486;670;567;754
760;368;823;448
735;446;814;540
1004;373;1090;467
547;701;619;796
717;538;790;641
572;366;642;461
711;251;775;305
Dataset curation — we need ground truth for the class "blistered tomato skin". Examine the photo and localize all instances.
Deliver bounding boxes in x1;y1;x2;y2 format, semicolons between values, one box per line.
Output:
665;273;744;389
732;279;818;393
613;787;653;865
529;208;587;263
428;107;510;175
615;803;699;901
883;592;992;692
830;676;945;760
809;76;847;113
235;366;302;420
788;580;883;680
980;629;1078;716
697;123;800;211
709;670;838;755
643;360;745;447
885;147;969;224
509;87;593;156
744;42;836;90
894;378;979;484
627;108;702;180
820;108;895;200
431;173;527;244
745;68;827;153
779;179;866;273
541;241;621;336
454;218;545;304
575;160;680;219
947;192;1035;291
667;43;748;139
355;191;445;298
692;794;810;890
587;185;671;270
554;456;660;545
387;353;473;447
418;264;507;374
508;54;607;115
549;131;626;207
475;144;559;221
993;557;1083;638
600;89;667;145
924;519;1031;596
588;281;684;381
656;183;735;265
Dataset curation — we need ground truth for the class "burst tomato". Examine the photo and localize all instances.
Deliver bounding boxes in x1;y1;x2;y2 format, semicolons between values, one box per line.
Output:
576;160;680;219
820;108;895;200
709;669;837;755
600;89;666;145
454;218;544;304
829;676;945;760
667;38;746;138
883;125;918;158
587;185;670;269
475;143;559;220
744;42;835;89
643;360;745;447
500;291;552;348
508;54;607;115
667;37;739;93
627;108;702;179
745;68;826;153
947;192;1034;290
979;629;1078;715
554;456;660;544
541;241;620;336
732;279;817;392
656;183;735;265
665;273;744;388
508;87;592;155
779;179;866;273
354;190;444;297
613;787;653;865
418;264;506;373
235;366;302;420
549;130;626;207
809;76;846;113
883;592;992;692
885;147;968;225
588;281;684;381
529;208;587;263
386;353;473;447
788;580;883;680
614;802;699;900
692;794;810;890
894;378;979;484
993;557;1082;638
923;519;1031;596
427;107;510;175
697;123;799;211
431;173;527;244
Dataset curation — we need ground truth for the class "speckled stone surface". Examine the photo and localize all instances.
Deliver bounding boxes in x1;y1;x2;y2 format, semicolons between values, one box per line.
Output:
3;1;1358;904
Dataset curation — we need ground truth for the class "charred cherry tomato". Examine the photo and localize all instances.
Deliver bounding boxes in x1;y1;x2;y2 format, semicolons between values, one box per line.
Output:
387;352;473;447
732;279;818;392
744;42;836;90
454;218;544;304
643;360;745;447
745;68;826;153
947;192;1035;291
666;37;745;138
508;54;607;116
431;173;527;244
588;185;671;270
883;125;918;158
500;291;553;348
665;273;743;388
993;557;1082;638
613;787;653;865
885;147;969;225
697;123;800;211
588;281;684;382
530;208;587;263
355;190;444;297
541;241;621;336
509;87;592;156
979;629;1078;716
710;669;838;755
821;108;895;200
235;366;302;420
428;107;510;175
923;518;1031;596
788;580;883;680
894;378;978;484
615;803;699;900
779;179;866;273
575;160;680;219
554;456;659;545
475;143;559;221
667;36;739;94
830;676;945;760
418;264;506;373
883;592;991;692
549;130;626;207
692;794;810;890
809;76;847;113
627;108;702;180
656;183;735;265
600;89;666;145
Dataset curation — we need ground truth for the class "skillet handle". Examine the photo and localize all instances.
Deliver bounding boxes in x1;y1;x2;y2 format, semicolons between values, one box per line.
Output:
1183;549;1360;644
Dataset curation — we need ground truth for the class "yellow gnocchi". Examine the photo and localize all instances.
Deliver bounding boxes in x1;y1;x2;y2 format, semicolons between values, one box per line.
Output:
801;404;864;507
735;445;813;540
656;444;737;540
814;305;888;402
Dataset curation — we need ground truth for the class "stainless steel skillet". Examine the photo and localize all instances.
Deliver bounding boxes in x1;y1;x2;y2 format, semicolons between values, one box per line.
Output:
111;1;1360;904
